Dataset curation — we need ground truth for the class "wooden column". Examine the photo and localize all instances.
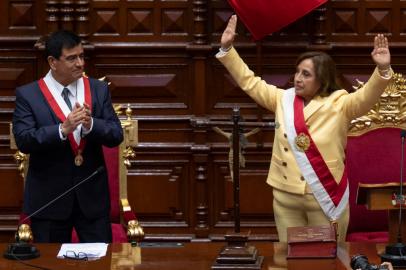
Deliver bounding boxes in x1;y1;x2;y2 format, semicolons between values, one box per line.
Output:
45;0;60;34
75;0;90;41
312;4;327;45
60;0;75;31
192;0;208;45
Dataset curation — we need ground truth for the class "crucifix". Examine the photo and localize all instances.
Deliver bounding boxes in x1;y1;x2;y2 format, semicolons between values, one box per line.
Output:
191;107;275;269
212;125;261;182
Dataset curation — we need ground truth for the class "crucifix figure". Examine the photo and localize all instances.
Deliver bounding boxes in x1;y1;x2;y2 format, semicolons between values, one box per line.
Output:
212;126;260;181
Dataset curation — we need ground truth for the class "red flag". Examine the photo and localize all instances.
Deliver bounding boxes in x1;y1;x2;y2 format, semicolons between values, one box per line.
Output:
227;0;327;40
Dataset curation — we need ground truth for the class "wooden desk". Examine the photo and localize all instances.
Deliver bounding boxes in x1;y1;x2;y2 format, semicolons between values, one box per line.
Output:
0;242;388;270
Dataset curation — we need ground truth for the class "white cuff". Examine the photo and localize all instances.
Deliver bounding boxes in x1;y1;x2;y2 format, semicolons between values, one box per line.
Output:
59;124;67;140
216;46;232;58
81;117;93;137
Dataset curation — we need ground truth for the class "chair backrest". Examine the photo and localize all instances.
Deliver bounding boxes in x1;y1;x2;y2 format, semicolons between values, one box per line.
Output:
346;73;406;239
105;104;138;224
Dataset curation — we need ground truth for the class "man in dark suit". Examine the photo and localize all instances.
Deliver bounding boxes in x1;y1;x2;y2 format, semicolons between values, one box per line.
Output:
12;30;123;243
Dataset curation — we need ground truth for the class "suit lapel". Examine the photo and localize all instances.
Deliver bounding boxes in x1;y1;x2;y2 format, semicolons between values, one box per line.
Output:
88;78;97;114
36;83;61;124
303;95;325;120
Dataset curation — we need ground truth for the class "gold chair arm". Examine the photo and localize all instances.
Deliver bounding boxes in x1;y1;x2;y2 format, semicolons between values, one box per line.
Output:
13;151;28;179
16;224;33;243
127;220;145;243
121;198;144;243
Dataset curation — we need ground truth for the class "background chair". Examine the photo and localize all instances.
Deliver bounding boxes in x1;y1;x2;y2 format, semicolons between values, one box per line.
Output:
346;73;406;242
10;104;144;244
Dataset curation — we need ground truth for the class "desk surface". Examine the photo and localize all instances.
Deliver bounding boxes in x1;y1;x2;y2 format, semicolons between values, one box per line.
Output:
0;242;388;270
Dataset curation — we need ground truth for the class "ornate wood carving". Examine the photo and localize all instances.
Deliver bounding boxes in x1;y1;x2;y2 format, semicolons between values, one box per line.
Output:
75;0;90;40
60;0;75;31
312;3;327;45
9;1;35;28
192;0;208;45
349;73;406;136
45;0;60;34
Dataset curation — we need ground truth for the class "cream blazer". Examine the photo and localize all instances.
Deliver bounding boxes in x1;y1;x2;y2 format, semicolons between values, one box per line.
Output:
217;47;392;195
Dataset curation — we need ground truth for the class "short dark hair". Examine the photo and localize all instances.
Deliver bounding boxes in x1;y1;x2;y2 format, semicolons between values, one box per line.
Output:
45;30;82;59
295;51;342;97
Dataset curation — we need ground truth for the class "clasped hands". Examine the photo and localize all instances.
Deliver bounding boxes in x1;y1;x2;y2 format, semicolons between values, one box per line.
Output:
61;102;92;136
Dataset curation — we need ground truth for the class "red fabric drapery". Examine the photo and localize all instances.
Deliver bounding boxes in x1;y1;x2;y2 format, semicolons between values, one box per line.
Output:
227;0;327;40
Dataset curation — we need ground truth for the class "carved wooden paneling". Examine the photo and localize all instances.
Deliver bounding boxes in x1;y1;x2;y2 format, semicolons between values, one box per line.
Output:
0;164;24;240
9;2;35;27
90;0;192;42
127;9;154;35
0;0;43;40
94;9;120;35
213;162;274;218
332;9;358;34
2;0;406;242
128;162;189;219
92;54;193;111
329;0;406;43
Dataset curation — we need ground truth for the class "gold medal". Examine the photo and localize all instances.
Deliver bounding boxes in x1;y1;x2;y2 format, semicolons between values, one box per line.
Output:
295;132;310;152
74;150;83;166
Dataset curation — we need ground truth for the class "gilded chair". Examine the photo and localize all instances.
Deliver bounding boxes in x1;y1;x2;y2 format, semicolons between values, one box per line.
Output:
10;104;144;244
346;73;406;242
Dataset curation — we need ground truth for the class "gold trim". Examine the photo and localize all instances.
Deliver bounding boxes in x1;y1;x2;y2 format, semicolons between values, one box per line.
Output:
17;224;33;242
349;73;406;136
127;219;145;243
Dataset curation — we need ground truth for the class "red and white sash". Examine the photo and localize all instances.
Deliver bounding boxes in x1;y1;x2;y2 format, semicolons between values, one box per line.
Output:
38;75;92;157
282;88;348;221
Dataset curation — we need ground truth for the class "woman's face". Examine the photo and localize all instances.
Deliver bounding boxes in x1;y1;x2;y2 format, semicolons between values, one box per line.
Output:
294;58;321;103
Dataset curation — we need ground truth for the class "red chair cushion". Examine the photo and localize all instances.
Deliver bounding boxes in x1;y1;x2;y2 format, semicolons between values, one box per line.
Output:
346;128;403;241
346;231;389;243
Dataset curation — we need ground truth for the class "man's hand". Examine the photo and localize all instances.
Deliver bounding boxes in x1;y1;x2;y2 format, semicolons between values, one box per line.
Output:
221;15;237;50
381;261;393;270
61;102;87;135
82;102;92;130
371;34;391;71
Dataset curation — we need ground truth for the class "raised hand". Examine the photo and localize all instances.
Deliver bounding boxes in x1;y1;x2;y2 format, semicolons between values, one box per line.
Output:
221;15;237;50
371;34;391;70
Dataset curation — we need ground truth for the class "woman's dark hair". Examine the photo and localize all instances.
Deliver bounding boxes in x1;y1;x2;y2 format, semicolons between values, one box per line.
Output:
45;30;82;60
295;51;342;97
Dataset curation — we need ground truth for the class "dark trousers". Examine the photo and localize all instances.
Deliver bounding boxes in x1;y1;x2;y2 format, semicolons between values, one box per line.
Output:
30;196;112;243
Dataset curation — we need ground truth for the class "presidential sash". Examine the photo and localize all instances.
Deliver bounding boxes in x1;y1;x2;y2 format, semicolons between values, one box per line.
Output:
282;88;348;221
38;76;92;166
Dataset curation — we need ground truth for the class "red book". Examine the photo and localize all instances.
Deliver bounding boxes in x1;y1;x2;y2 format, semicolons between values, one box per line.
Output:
287;224;337;259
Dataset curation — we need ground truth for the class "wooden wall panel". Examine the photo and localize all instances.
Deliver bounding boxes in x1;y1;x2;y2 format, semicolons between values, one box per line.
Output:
1;0;406;242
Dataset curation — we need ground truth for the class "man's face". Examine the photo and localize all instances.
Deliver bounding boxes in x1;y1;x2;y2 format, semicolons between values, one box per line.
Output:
48;44;85;85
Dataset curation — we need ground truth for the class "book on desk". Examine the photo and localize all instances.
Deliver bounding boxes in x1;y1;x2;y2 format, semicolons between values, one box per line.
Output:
287;224;337;259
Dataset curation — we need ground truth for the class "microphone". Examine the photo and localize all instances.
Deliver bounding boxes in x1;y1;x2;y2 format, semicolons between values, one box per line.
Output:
380;130;406;267
3;166;105;260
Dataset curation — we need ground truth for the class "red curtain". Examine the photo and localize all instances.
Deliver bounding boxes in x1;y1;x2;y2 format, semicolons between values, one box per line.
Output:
227;0;327;40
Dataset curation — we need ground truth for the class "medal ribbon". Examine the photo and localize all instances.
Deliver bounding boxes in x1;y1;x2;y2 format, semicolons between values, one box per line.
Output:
38;77;92;156
282;88;348;220
293;95;347;207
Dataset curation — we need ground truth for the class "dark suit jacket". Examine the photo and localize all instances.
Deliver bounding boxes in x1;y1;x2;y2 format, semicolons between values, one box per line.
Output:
12;77;123;220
